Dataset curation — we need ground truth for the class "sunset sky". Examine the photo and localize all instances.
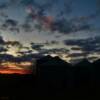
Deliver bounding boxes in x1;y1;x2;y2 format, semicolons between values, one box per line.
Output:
0;0;99;65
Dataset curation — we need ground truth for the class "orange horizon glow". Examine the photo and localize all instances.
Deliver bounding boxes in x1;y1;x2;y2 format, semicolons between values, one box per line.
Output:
0;69;32;75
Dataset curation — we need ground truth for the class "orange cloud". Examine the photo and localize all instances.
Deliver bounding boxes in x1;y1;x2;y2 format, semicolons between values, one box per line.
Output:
0;69;32;74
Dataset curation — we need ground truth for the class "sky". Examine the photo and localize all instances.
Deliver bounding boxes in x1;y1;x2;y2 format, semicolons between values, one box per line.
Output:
0;0;100;64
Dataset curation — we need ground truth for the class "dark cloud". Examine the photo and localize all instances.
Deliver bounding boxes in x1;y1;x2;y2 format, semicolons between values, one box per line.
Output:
34;23;42;32
21;23;33;32
55;35;62;38
17;46;32;55
69;58;83;64
0;36;5;45
0;12;8;18
31;43;44;51
30;42;69;57
0;47;7;52
46;48;69;54
26;14;92;34
1;19;19;33
87;56;99;61
25;9;93;34
20;0;34;6
6;41;22;47
0;36;34;62
0;0;98;34
54;15;93;33
51;18;73;33
19;0;82;34
68;53;88;58
0;54;14;62
44;40;59;46
37;48;69;56
9;0;20;4
71;47;82;51
68;52;90;64
63;36;100;54
21;0;97;34
17;50;33;55
0;53;34;63
30;40;59;51
21;0;57;11
0;36;23;52
0;3;8;10
5;19;18;27
20;53;44;60
0;36;9;52
0;0;97;34
9;27;20;33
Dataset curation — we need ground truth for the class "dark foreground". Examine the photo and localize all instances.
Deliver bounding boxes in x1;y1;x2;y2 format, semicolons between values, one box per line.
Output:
0;56;100;99
0;73;98;100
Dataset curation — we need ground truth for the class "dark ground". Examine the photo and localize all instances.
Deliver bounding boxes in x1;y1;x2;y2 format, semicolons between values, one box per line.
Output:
0;57;100;99
0;68;98;100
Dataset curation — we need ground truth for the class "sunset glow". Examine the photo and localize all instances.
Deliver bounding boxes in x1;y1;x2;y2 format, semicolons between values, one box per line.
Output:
0;61;33;74
1;61;33;69
0;69;32;74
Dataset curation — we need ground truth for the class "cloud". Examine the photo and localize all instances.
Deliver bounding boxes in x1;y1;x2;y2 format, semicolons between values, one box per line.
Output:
69;58;84;64
0;36;8;53
68;53;88;58
44;40;59;46
37;48;69;56
0;36;33;62
45;48;69;54
9;27;20;33
20;0;79;33
20;53;44;60
0;36;24;55
87;56;99;61
17;46;33;55
30;42;69;57
20;0;34;6
5;19;18;27
0;36;34;64
0;3;8;10
0;0;98;35
31;43;44;51
0;12;8;18
1;19;19;33
25;13;93;34
6;41;22;47
63;36;100;54
30;41;60;53
0;36;5;45
21;0;97;34
17;50;33;55
0;54;14;61
0;0;98;34
28;40;69;60
51;19;73;33
21;23;33;32
0;53;33;62
71;47;82;51
0;47;7;52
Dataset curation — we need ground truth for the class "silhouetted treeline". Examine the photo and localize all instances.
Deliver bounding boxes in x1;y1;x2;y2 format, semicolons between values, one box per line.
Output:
0;56;100;99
